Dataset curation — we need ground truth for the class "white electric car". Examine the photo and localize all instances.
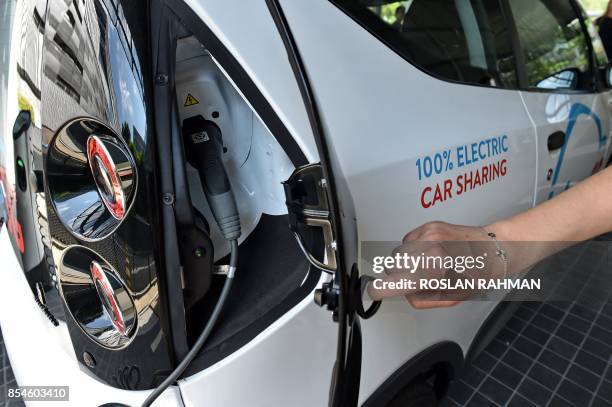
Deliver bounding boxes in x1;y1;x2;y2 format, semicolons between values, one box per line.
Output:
1;0;611;406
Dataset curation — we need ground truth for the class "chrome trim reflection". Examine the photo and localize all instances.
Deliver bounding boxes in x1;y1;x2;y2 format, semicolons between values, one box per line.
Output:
87;135;135;220
46;118;138;241
59;246;137;349
90;260;128;336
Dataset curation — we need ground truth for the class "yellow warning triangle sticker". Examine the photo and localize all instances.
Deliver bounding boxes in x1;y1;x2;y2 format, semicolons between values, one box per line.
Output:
184;93;199;107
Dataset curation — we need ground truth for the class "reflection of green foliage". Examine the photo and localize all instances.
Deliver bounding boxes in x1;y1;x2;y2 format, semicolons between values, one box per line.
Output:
129;140;144;164
524;23;590;87
18;94;35;124
371;1;409;24
375;1;609;19
120;122;143;164
584;17;609;66
580;0;608;14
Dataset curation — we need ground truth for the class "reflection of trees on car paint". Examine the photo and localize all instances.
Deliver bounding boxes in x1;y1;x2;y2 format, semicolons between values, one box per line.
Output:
526;25;590;87
368;0;598;93
582;0;609;14
374;2;406;24
122;122;144;164
378;1;611;24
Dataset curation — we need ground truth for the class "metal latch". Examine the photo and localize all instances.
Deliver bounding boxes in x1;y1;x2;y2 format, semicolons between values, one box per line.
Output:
283;163;337;273
284;164;381;320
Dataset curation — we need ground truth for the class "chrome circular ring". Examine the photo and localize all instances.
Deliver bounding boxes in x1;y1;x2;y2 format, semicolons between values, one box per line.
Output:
59;246;137;348
46;118;137;241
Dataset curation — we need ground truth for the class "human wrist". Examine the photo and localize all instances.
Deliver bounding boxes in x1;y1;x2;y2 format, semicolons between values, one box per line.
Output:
484;219;515;242
483;218;558;275
482;219;530;276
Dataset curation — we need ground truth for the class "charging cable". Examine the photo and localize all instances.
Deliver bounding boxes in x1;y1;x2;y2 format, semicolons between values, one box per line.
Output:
143;114;241;406
142;239;238;407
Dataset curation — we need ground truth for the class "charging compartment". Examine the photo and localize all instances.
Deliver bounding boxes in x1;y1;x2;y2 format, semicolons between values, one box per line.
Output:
174;36;321;373
176;36;295;258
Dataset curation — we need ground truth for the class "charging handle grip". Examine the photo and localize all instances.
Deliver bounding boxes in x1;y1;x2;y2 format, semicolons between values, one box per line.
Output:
183;116;241;241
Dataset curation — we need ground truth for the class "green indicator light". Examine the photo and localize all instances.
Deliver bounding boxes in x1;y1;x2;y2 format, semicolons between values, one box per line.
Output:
193;247;205;258
17;158;24;168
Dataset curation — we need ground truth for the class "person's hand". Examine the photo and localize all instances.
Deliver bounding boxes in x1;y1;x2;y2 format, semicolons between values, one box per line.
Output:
367;167;612;309
367;221;506;309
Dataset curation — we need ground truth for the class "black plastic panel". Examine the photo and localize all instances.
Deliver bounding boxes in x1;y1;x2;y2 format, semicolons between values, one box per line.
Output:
41;0;174;389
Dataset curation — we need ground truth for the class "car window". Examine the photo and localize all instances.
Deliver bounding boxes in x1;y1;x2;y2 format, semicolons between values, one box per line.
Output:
580;8;610;89
585;17;608;69
508;0;592;91
331;0;518;89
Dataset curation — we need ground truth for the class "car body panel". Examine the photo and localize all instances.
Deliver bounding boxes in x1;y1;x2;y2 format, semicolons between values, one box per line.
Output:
179;273;336;407
174;0;548;404
524;91;612;202
279;0;536;402
0;0;610;405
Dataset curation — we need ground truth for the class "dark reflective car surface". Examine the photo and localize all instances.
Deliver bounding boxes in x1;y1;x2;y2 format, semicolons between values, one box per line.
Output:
41;0;174;389
46;118;137;240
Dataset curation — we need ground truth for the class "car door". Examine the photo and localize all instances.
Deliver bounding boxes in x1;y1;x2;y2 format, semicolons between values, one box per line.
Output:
268;2;366;405
581;0;612;165
271;0;538;405
507;0;610;203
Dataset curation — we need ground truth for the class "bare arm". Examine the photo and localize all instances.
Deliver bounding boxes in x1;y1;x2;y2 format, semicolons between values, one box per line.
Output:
492;166;612;242
488;165;612;276
370;166;612;308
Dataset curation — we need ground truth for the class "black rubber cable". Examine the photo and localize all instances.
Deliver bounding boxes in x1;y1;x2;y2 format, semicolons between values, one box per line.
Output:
142;239;238;407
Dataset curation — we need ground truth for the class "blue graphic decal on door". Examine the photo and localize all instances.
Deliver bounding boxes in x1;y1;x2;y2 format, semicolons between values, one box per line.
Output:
548;103;606;199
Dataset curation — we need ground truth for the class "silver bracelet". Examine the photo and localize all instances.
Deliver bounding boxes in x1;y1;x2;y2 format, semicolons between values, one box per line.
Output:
481;226;508;278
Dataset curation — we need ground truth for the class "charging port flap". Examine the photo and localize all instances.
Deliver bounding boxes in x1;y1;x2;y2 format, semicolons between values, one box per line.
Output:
283;163;337;273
